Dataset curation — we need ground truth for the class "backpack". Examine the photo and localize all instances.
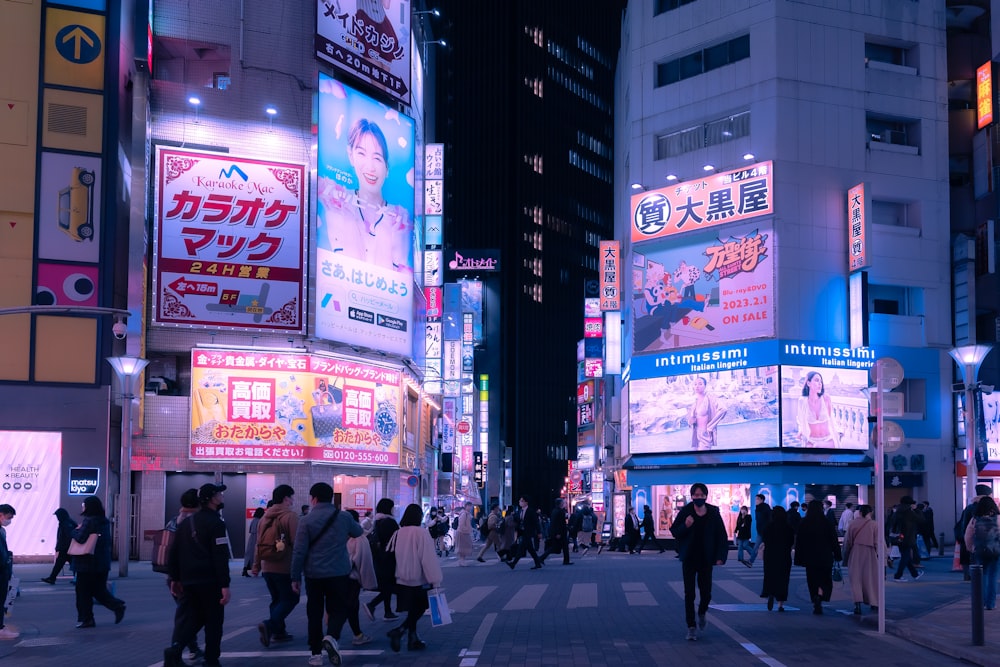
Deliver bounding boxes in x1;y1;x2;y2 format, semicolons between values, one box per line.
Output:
256;516;288;562
974;516;1000;562
151;526;175;574
581;513;595;533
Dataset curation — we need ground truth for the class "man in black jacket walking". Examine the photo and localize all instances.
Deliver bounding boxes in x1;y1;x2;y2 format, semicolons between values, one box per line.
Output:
540;498;572;565
508;496;544;570
163;484;231;667
670;483;728;641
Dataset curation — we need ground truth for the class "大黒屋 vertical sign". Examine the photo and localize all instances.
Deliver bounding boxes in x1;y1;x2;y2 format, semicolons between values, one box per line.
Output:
847;182;871;272
599;240;620;311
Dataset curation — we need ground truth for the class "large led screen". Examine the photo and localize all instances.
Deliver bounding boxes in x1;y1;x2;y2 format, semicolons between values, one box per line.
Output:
629;366;779;454
0;431;62;557
633;221;774;354
779;365;870;450
191;348;402;467
153;148;306;332
315;75;415;355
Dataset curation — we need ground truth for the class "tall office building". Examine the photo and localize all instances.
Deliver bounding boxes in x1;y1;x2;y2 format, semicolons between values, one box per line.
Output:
435;1;624;505
616;1;959;531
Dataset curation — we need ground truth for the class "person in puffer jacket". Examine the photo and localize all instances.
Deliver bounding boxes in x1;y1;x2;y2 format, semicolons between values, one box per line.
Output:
386;503;443;653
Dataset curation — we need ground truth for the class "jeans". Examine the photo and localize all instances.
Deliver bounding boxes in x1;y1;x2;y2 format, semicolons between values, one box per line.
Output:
736;539;754;562
983;558;999;609
304;575;353;653
681;560;713;628
262;572;299;636
749;537;764;564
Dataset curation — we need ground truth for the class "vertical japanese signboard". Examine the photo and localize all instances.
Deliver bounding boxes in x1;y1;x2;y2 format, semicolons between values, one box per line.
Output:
631;161;773;243
599;240;620;311
978;61;993;130
315;0;412;105
154;148;305;332
847;183;871;272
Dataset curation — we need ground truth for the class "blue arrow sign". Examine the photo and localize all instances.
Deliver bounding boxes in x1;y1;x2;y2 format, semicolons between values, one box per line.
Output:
55;24;102;64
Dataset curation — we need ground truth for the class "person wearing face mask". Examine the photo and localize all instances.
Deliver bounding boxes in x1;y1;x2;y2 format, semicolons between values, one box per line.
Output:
0;504;17;640
670;483;728;641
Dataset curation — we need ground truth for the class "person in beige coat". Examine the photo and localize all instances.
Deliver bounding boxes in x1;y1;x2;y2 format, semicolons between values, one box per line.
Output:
455;502;475;565
843;505;880;615
387;504;443;652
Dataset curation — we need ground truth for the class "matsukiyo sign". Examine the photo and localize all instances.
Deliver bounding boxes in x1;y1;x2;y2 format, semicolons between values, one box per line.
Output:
631;161;774;243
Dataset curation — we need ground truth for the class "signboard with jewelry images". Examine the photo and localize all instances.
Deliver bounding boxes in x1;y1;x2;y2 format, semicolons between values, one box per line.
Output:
153;147;306;331
190;348;402;467
314;76;415;354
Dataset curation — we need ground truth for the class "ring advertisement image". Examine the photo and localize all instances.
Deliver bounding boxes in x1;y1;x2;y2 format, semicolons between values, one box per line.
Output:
633;221;774;354
629;366;779;454
153;147;306;332
779;365;870;450
315;75;415;355
190;348;401;466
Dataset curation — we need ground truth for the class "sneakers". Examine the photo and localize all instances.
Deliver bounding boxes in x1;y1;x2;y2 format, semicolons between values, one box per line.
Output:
383;611;399;621
698;613;707;630
184;647;205;661
308;656;325;666
686;627;697;641
891;577;908;583
272;633;294;643
40;577;56;585
0;627;19;640
914;570;925;581
361;601;375;622
258;621;272;647
322;635;341;666
352;633;373;646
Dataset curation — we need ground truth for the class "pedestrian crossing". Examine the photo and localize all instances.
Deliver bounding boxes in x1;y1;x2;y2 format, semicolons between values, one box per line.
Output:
442;570;854;614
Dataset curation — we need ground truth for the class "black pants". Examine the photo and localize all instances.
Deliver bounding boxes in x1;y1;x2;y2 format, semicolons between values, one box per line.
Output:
0;568;9;630
346;578;363;636
638;533;663;552
510;536;542;568
304;575;352;653
47;550;72;580
75;570;125;623
805;564;833;603
170;583;224;662
681;560;713;628
541;535;570;564
368;587;394;614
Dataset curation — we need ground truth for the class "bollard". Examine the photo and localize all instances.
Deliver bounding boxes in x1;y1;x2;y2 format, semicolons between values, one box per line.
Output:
972;564;985;647
939;533;946;557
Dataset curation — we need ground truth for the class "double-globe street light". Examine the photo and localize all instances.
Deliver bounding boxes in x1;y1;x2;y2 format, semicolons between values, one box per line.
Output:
949;344;994;506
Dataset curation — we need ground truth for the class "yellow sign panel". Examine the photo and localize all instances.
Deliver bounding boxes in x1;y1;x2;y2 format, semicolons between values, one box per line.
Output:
44;8;105;91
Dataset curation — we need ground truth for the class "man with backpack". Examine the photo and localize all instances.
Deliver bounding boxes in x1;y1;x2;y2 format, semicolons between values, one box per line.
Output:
958;484;994;581
476;504;504;563
964;495;1000;610
251;484;299;649
578;503;597;555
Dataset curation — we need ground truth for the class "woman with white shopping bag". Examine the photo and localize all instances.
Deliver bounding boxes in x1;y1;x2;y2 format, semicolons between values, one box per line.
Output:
386;504;443;652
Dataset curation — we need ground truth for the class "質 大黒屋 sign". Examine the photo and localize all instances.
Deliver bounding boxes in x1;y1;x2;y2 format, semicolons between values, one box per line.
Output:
190;349;401;467
631;161;773;243
153;147;306;332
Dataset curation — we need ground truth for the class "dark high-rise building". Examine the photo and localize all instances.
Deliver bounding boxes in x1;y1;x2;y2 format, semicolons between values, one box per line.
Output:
435;2;624;507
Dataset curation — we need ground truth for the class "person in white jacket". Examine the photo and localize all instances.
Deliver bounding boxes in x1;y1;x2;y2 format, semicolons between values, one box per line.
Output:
387;504;443;653
345;509;377;646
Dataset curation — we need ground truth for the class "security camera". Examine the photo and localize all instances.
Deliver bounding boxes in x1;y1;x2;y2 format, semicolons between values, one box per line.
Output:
112;318;127;340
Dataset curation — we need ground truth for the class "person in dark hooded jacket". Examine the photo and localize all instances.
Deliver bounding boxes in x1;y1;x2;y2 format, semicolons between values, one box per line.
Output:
70;496;126;628
41;507;77;584
670;482;728;641
793;499;842;615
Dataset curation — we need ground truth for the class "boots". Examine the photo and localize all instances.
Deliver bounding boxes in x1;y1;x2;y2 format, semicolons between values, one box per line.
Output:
407;629;426;651
387;625;405;653
241;567;250;577
853;602;862;615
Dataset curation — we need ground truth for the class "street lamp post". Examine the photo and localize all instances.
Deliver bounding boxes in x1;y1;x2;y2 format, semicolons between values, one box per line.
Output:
107;356;149;577
949;345;993;506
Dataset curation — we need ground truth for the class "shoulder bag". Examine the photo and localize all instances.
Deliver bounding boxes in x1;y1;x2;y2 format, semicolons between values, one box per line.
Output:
68;532;98;556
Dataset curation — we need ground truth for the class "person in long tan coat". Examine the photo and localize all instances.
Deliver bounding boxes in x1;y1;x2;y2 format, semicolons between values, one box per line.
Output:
843;505;880;615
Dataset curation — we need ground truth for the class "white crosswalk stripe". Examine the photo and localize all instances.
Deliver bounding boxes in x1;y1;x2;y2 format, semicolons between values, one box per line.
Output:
449;586;498;613
622;581;657;606
567;582;598;608
502;584;548;610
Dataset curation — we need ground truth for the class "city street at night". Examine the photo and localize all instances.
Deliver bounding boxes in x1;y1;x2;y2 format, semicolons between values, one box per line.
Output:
0;549;989;666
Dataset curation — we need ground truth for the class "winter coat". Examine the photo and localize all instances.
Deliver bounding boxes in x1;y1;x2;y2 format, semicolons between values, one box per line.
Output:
290;503;362;581
794;512;842;570
760;517;795;602
371;514;399;591
390;525;443;588
669;502;728;565
347;532;378;590
253;503;299;574
167;507;231;588
53;509;76;553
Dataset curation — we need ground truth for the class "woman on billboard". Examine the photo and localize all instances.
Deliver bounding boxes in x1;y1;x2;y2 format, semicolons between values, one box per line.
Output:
689;376;725;450
318;118;412;272
796;371;841;447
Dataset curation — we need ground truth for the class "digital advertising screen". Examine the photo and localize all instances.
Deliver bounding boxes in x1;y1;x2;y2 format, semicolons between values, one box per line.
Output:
0;431;62;557
779;365;870;450
190;348;402;467
629;366;779;454
314;75;415;355
633;221;774;354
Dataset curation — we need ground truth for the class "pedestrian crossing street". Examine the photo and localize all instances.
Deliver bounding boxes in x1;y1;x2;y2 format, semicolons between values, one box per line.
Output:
444;568;853;614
